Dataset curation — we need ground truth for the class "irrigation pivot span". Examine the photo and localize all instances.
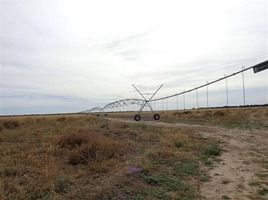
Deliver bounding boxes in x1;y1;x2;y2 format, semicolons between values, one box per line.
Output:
151;60;268;102
85;60;268;114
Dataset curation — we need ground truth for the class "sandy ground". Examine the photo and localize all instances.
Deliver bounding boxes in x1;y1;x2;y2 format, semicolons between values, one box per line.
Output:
105;117;268;200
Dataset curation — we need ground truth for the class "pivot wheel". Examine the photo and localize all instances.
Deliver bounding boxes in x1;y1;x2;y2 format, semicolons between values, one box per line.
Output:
134;114;141;121
153;113;160;120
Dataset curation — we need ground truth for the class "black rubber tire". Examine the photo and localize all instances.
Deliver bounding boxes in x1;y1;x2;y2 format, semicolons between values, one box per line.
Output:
134;114;141;121
153;113;160;120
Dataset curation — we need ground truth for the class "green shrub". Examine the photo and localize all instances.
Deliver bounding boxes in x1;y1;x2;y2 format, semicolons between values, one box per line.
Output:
175;159;199;176
140;174;196;194
204;143;222;156
258;188;268;196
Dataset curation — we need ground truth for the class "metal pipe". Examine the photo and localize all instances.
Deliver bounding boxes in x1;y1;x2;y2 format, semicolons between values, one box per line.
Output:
225;74;229;106
151;65;255;102
196;88;199;108
206;81;209;108
242;66;246;106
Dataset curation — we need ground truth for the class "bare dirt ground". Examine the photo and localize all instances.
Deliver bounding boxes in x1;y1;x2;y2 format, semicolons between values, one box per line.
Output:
105;117;268;200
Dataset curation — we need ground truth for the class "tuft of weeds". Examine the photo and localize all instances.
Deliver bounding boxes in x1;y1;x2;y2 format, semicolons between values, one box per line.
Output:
140;173;196;196
140;174;162;186
138;174;198;200
54;175;72;194
258;187;268;196
57;132;89;148
203;143;222;157
221;195;231;200
136;188;171;200
147;148;175;164
135;194;144;200
25;186;52;200
174;140;184;148
202;156;213;167
0;166;20;177
255;173;268;178
200;174;209;182
68;144;99;165
248;181;260;187
175;159;199;177
68;138;126;165
3;120;19;129
137;131;161;143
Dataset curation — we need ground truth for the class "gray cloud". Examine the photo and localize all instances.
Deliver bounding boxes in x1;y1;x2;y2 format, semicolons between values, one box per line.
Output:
105;32;151;61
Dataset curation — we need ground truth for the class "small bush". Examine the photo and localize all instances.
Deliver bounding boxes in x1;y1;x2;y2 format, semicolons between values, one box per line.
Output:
204;143;222;156
174;140;184;148
258;188;268;196
147;149;174;164
57;133;89;148
175;159;199;176
0;167;19;177
141;158;155;174
201;174;209;182
68;144;98;165
222;195;231;200
202;157;213;166
68;139;125;165
54;176;72;194
3;120;19;129
248;181;260;187
140;174;196;195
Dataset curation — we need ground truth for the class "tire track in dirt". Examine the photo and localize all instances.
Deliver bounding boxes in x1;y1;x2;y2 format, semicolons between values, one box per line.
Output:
104;117;268;200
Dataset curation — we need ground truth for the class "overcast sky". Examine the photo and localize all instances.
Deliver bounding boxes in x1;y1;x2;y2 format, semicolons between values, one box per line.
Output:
0;0;268;115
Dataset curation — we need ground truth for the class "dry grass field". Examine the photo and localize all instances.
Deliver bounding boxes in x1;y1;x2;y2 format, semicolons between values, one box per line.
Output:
0;107;268;199
107;107;268;129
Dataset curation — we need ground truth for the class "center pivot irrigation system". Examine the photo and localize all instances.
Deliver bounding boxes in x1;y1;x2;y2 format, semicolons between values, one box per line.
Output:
132;84;163;121
83;59;268;121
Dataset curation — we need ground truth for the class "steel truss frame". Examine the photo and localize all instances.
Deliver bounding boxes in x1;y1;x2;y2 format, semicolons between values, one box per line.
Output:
132;84;163;121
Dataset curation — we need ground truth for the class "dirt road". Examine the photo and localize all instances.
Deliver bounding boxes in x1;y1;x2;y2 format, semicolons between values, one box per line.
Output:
105;117;268;200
